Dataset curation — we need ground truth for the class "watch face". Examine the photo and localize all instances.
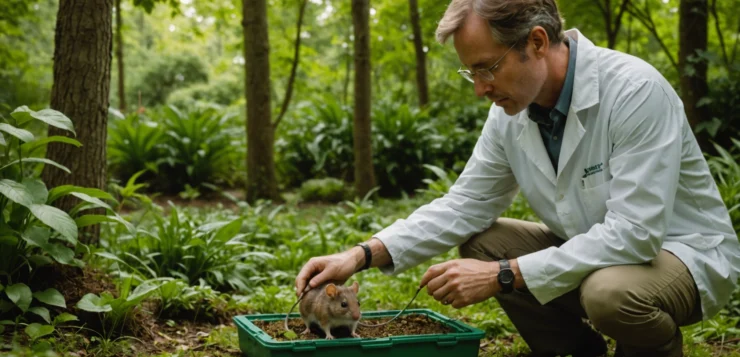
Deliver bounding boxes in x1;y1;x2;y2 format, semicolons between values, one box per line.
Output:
499;269;515;284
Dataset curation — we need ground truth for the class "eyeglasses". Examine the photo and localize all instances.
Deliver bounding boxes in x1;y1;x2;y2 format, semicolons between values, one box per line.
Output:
457;41;518;83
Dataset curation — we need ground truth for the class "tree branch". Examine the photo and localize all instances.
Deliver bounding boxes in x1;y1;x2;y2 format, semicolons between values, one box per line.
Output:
273;0;308;131
709;0;730;71
626;0;678;71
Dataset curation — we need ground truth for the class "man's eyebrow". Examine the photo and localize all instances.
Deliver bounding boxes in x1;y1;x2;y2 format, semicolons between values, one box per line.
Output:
468;57;494;70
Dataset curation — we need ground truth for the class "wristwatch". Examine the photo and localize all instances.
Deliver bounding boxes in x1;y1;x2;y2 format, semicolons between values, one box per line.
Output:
497;259;515;294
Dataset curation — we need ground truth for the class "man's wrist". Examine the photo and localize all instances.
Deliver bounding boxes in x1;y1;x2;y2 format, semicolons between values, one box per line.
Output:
509;259;526;289
350;245;366;272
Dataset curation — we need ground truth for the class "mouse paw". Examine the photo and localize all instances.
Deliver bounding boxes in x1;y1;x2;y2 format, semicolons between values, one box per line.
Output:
325;333;335;340
300;328;311;335
352;332;361;338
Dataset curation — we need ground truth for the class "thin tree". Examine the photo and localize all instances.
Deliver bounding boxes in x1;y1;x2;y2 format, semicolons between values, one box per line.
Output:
243;0;279;202
409;0;429;107
115;0;126;112
42;0;113;243
678;0;710;130
351;0;376;198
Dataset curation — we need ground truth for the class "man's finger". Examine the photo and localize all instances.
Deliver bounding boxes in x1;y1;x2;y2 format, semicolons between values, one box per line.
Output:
420;262;449;288
295;260;320;295
308;268;333;290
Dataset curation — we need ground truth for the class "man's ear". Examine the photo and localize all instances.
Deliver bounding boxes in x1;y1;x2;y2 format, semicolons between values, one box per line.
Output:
530;26;549;58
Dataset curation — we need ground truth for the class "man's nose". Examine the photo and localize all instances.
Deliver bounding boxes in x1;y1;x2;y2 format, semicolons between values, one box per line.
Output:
473;77;492;98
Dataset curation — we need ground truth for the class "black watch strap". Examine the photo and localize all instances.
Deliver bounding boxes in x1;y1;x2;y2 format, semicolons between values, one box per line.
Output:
498;259;514;294
355;242;372;272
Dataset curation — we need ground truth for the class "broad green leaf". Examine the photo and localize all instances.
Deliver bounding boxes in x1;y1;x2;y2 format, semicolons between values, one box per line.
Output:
28;255;54;267
75;215;115;228
33;288;66;308
0;132;5;146
0;179;34;207
0;123;34;142
29;204;77;245
47;185;116;205
0;158;71;174
75;293;112;313
12;107;76;135
28;307;51;323
25;323;54;340
21;136;82;154
0;236;19;246
70;192;112;211
22;226;51;246
53;313;78;325
6;283;32;312
45;243;74;264
0;301;14;313
23;178;48;204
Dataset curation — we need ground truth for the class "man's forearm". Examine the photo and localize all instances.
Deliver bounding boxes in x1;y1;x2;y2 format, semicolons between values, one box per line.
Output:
350;237;393;271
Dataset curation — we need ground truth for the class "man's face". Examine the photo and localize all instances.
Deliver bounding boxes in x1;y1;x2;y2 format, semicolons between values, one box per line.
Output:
453;13;546;115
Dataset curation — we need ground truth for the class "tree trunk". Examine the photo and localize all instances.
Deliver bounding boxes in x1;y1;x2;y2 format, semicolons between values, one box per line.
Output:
351;0;376;198
409;0;429;107
274;0;308;130
678;0;710;131
115;0;125;112
42;0;113;244
243;0;279;203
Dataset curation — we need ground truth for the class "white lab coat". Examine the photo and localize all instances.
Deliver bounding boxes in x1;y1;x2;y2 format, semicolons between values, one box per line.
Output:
373;29;740;320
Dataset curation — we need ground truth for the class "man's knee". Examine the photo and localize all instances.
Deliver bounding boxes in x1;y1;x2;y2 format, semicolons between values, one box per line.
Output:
580;268;673;347
580;275;636;335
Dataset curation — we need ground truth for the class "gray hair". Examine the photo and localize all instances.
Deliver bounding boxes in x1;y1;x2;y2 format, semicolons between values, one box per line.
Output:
436;0;565;51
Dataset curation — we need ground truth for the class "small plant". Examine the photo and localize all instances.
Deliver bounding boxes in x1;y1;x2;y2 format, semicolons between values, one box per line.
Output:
298;178;350;203
0;105;124;347
98;204;274;291
75;274;167;339
415;164;459;200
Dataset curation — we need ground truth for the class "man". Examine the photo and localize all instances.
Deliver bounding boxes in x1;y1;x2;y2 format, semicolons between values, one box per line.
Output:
295;0;740;356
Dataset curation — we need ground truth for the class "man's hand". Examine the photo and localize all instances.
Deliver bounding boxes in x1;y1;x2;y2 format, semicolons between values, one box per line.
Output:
420;259;500;308
295;247;364;296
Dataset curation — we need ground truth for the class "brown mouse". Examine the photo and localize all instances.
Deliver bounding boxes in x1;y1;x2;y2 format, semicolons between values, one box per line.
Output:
299;281;362;339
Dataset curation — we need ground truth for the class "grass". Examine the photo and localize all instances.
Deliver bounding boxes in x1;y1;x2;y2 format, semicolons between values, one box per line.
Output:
3;193;739;356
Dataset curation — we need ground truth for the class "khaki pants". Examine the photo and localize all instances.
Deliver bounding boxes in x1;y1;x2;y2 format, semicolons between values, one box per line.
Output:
459;218;702;357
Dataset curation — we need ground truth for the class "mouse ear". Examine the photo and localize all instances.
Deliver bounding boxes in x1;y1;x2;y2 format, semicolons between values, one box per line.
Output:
351;281;359;294
325;283;337;298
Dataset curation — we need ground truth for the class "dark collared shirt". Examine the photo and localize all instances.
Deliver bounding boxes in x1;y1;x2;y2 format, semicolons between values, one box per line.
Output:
527;35;577;172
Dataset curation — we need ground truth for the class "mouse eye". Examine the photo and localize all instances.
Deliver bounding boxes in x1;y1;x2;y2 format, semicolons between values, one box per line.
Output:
357;299;361;306
341;301;348;308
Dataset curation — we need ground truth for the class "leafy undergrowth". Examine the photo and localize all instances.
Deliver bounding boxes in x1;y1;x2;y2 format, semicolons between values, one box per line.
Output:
2;193;740;357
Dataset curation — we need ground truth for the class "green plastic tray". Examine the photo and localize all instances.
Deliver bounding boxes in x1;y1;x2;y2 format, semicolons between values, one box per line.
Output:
233;309;485;357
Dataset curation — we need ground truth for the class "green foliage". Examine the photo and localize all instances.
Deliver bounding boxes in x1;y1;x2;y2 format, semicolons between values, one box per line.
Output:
298;178;350;203
107;105;245;193
98;204;274;291
0;105;125;345
107;112;165;185
157;279;230;321
695;75;740;150
166;74;243;108
128;53;209;108
275;96;355;188
75;275;167;339
415;164;459;200
706;139;740;233
156;105;244;192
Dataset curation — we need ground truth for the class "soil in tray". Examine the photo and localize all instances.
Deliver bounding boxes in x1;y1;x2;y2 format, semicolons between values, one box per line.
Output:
254;314;456;341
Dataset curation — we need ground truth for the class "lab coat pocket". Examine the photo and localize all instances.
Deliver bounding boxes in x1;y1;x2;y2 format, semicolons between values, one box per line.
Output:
580;179;611;224
667;233;724;251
